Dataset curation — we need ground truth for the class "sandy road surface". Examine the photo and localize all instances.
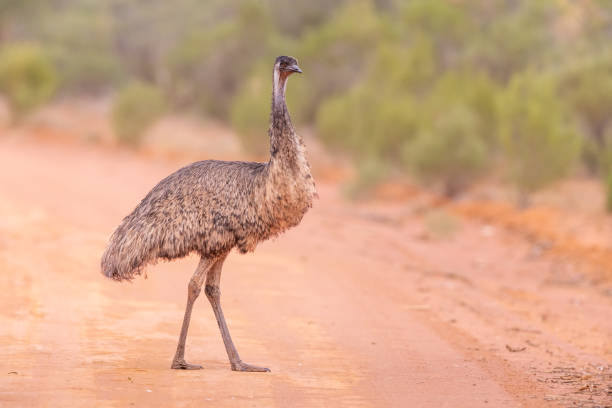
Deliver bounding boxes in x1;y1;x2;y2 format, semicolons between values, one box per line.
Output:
0;136;610;407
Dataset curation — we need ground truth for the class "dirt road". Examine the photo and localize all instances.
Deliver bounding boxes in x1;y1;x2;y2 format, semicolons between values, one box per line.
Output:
0;135;610;407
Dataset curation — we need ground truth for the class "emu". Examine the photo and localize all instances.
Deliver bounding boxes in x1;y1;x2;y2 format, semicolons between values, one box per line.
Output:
101;56;316;372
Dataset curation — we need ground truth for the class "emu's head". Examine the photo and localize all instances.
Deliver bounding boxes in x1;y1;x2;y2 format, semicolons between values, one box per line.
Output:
275;56;302;76
273;56;301;101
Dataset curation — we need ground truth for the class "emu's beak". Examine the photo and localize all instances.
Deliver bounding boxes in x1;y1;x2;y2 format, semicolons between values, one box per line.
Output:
287;64;302;74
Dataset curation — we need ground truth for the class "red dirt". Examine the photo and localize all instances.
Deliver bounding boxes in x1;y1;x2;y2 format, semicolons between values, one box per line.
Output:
0;133;610;407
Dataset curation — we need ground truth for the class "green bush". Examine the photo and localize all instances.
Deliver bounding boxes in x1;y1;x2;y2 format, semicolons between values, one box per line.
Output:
465;1;556;81
315;41;434;160
316;46;496;198
229;64;271;156
291;0;391;123
606;168;612;213
560;55;612;173
317;85;419;161
316;83;419;195
402;0;470;37
498;73;581;201
0;43;57;120
40;8;120;92
404;105;488;197
401;0;475;60
343;156;389;199
111;82;166;147
167;1;279;119
601;146;612;212
269;0;345;37
426;72;499;148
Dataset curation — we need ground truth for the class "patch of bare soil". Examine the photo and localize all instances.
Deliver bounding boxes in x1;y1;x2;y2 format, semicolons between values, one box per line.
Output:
0;130;610;407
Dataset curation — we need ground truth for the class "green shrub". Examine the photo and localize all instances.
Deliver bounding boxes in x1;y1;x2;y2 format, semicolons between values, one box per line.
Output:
269;0;345;37
580;138;606;175
315;41;432;160
404;105;488;197
40;8;120;92
167;1;278;119
401;0;474;56
368;40;438;95
0;43;57;120
498;73;581;201
315;95;351;151
316;85;419;161
606;169;612;213
560;55;612;173
112;82;166;147
426;72;499;148
465;1;556;81
316;43;495;197
601;146;612;212
402;0;469;36
291;0;391;123
229;64;271;156
316;77;420;196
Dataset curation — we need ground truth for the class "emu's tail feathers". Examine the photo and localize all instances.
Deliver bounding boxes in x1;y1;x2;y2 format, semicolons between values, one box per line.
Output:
101;223;153;281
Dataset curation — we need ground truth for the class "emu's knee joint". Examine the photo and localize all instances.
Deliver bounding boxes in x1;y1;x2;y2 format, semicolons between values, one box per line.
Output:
188;278;202;299
205;284;220;300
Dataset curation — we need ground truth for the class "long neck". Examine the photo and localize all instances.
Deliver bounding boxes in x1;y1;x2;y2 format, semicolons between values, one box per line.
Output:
269;69;297;163
266;66;317;204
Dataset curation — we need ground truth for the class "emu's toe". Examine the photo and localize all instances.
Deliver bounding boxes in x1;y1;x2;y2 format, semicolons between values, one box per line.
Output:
231;361;270;372
171;360;203;370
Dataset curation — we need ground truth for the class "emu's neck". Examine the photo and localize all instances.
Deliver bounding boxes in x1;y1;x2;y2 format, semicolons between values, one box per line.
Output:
268;69;301;169
265;66;317;215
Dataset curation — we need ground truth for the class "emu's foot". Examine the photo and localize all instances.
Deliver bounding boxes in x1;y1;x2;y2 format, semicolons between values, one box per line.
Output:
171;360;203;370
231;361;270;372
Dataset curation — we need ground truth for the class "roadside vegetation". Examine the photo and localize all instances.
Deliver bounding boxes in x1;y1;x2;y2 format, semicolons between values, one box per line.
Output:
111;82;166;147
1;0;611;208
0;43;57;121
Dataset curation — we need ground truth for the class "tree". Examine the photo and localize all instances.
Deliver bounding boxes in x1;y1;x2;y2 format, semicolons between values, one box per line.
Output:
0;43;57;120
230;63;272;156
291;0;391;123
404;105;488;197
498;73;581;205
465;1;557;82
561;55;612;173
167;0;278;118
37;4;120;93
111;82;166;147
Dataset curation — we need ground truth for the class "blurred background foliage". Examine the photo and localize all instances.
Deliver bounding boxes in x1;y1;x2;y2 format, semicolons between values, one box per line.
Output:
1;0;612;206
111;81;166;146
0;43;57;120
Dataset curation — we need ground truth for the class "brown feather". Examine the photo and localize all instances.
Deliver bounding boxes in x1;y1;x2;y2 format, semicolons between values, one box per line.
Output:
101;56;316;281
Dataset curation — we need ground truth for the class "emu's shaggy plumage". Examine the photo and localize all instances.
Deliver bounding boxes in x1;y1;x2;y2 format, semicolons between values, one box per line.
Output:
101;55;314;372
101;56;316;281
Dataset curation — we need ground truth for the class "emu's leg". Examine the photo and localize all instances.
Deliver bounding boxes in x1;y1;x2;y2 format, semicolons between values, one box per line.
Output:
171;256;215;370
205;256;270;372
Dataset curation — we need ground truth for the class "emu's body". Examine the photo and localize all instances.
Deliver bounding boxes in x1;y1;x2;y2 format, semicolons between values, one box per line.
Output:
101;56;315;371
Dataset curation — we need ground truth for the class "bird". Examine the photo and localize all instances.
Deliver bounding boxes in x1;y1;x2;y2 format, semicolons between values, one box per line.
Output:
101;56;316;372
